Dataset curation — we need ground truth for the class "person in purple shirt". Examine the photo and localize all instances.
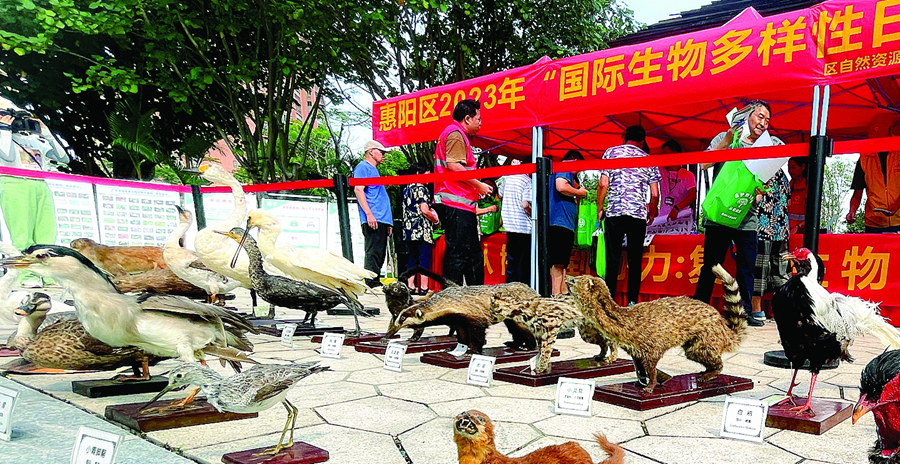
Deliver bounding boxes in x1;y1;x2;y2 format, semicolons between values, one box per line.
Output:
597;126;660;306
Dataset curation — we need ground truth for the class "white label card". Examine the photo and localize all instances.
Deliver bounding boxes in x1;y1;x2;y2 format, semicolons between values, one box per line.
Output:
466;355;496;387
447;343;468;358
0;385;18;441
528;355;538;373
555;377;595;416
281;324;298;348
71;426;121;464
719;397;768;442
383;343;408;372
320;333;345;359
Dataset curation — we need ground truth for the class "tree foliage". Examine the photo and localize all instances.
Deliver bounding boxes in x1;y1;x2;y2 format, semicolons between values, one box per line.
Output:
820;157;855;233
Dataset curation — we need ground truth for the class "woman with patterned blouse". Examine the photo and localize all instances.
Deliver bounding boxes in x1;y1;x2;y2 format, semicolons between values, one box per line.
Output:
751;168;791;320
403;164;439;295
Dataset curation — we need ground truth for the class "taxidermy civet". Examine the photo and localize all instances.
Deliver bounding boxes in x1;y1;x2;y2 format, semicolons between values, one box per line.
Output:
454;409;624;464
567;264;746;393
490;291;616;373
385;283;538;354
384;266;456;342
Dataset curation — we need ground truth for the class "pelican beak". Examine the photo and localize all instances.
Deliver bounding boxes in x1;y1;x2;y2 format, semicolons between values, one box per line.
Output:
138;383;185;412
0;255;39;269
852;397;872;424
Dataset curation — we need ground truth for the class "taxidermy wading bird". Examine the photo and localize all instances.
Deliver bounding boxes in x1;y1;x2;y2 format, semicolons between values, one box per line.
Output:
219;228;369;333
142;362;330;455
854;349;900;464
773;247;900;415
0;245;257;385
164;205;240;304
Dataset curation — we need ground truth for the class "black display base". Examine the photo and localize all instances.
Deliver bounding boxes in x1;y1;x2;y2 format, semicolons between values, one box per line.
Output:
763;350;840;370
72;376;168;398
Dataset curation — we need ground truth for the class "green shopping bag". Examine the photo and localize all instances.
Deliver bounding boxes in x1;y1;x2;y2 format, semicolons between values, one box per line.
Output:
594;220;606;279
575;202;597;249
700;161;763;228
480;210;499;235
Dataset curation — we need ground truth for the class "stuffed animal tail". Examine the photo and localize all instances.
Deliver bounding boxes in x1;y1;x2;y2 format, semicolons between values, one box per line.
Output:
827;295;900;349
593;433;625;464
712;264;747;342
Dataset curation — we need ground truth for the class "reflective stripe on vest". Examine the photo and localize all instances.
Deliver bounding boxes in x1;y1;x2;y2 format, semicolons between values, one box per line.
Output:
435;191;477;207
434;120;478;213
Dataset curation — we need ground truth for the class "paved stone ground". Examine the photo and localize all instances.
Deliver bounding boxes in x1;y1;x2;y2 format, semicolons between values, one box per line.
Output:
0;285;886;464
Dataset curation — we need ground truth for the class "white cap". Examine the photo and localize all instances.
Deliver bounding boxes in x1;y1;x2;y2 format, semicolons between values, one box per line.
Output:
364;140;390;153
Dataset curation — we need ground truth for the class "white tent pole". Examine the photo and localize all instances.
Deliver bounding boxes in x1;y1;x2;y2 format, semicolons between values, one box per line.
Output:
530;126;542;290
810;86;821;136
820;85;831;136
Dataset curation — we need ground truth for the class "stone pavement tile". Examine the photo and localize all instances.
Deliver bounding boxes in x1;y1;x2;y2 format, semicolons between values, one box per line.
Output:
483;383;557;401
399;416;540;464
286;380;377;409
148;405;321;449
346;363;446;385
185;423;406;464
306;352;385;373
379;378;485;404
315;395;436;434
533;413;644;442
430;396;554;423
624;436;802;464
592;399;693;421
767;413;876;464
644;401;726;437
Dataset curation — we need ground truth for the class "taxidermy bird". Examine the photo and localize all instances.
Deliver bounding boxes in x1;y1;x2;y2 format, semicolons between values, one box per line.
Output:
0;241;24;326
9;292;154;373
219;228;368;332
773;247;900;415
854;349;900;464
142;362;330;455
164;205;240;304
245;209;374;296
0;245;257;379
70;238;167;276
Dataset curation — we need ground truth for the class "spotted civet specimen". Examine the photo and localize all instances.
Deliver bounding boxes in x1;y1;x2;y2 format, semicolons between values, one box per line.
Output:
385;283;538;353
490;292;616;374
566;265;747;393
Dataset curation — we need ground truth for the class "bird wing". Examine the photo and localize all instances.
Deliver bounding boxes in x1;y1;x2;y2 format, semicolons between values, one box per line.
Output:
137;294;256;333
187;259;216;273
250;379;293;404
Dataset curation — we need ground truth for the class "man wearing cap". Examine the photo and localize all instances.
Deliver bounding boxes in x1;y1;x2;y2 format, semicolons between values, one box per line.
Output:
434;99;494;285
354;140;393;288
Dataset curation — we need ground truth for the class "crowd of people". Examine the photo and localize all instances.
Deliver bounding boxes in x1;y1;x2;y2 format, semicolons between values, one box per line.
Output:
354;99;898;325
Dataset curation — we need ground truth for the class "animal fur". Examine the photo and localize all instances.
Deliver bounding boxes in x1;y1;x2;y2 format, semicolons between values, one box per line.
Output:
490;291;616;373
386;283;538;353
567;264;747;393
385;266;457;341
71;238;167;276
113;268;209;298
454;409;624;464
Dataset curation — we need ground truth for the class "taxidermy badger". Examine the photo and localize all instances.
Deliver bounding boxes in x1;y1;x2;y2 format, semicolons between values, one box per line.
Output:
385;282;538;354
384;266;456;342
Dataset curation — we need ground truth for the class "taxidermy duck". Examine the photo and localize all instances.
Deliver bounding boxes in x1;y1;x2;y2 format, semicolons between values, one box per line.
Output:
164;205;240;304
246;209;374;296
1;245;257;380
219;228;368;332
8;292;152;373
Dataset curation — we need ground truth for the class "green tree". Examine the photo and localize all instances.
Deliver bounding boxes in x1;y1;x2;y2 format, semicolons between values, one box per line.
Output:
820;157;855;233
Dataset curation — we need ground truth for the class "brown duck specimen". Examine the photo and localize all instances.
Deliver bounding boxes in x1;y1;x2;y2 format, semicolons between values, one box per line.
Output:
114;268;208;299
566;264;746;393
454;409;624;464
70;238;167;276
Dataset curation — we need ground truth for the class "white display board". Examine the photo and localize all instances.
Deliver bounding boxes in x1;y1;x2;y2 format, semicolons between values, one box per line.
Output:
260;198;329;250
95;185;180;246
46;180;100;244
326;201;367;268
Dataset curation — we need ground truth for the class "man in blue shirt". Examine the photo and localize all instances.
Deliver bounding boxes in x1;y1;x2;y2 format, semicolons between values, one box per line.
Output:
354;140;393;288
549;150;587;295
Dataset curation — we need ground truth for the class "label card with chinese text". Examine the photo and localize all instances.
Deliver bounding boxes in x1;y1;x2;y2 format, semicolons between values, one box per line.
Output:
319;333;345;359
555;377;595;417
383;343;408;372
0;385;18;441
719;397;768;442
71;426;121;464
466;355;496;387
528;355;538;373
447;343;468;358
280;323;298;348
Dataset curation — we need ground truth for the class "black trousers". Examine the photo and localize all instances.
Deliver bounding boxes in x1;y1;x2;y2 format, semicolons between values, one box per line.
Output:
505;232;531;284
361;222;390;287
604;215;646;304
443;207;483;286
693;223;757;313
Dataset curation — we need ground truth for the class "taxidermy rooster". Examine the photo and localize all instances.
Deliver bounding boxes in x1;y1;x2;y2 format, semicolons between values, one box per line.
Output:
773;247;900;415
853;349;900;463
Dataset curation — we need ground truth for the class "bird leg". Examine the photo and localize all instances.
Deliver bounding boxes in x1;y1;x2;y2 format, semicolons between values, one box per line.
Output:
789;372;818;416
117;355;151;382
253;400;296;456
776;369;801;407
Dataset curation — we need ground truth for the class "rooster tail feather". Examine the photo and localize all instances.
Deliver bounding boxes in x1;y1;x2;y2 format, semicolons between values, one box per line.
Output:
593;433;625;464
712;265;747;342
829;295;900;349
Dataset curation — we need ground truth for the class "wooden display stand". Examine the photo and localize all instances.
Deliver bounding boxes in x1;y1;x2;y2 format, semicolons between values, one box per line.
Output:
354;335;458;354
421;346;560;369
0;347;19;357
593;373;754;411
105;398;257;432
251;319;344;338
494;358;633;387
766;396;852;435
73;376;168;398
222;442;329;464
311;333;396;346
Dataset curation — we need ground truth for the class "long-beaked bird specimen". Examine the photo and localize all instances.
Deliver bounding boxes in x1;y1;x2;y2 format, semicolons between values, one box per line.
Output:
164;205;240;304
219;228;369;332
0;245;257;380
